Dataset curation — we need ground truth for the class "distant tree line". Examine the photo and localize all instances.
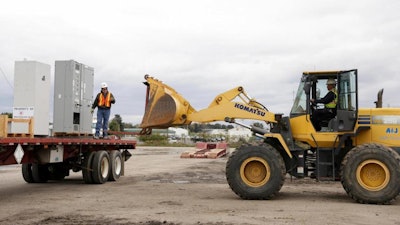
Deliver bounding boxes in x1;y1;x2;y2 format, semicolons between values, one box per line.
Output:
187;123;234;133
1;112;12;118
108;114;265;133
108;114;238;133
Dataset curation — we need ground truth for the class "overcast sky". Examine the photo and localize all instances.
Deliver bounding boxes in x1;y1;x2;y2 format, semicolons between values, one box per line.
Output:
1;0;399;125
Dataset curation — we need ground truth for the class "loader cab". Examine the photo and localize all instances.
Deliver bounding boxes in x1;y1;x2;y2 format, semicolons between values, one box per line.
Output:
290;70;358;132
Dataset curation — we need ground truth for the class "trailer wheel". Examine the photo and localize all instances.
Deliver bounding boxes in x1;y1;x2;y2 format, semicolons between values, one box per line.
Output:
226;144;286;200
48;163;68;180
82;151;96;184
341;143;400;204
22;163;34;183
109;150;123;181
91;151;110;184
31;164;49;183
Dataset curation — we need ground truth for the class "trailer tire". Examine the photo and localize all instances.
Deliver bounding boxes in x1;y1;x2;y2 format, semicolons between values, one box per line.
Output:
32;164;49;183
226;143;286;200
48;163;68;180
341;143;400;204
109;150;123;181
92;150;110;184
82;151;96;184
22;163;34;183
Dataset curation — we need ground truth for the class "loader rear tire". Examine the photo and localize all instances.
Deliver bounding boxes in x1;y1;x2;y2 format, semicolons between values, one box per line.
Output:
226;143;286;200
341;143;400;204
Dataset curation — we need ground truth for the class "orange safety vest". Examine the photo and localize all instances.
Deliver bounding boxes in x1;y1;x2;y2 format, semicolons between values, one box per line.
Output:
98;92;111;107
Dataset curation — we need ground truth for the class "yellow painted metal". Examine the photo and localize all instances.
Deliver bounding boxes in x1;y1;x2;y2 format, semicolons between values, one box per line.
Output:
356;159;390;191
263;133;293;158
140;74;400;162
355;108;400;148
289;115;341;148
140;76;196;128
240;157;271;187
140;76;276;127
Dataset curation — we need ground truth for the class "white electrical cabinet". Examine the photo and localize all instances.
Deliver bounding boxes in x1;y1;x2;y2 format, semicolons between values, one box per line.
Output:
53;60;94;134
12;60;51;135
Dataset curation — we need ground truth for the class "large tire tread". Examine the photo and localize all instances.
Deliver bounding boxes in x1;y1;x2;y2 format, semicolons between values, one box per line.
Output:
31;164;49;183
341;143;400;204
22;163;34;183
82;151;96;184
108;150;123;181
226;143;286;200
92;150;110;184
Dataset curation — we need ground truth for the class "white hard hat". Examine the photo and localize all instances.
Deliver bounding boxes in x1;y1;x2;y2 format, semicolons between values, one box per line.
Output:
326;79;336;85
101;82;108;88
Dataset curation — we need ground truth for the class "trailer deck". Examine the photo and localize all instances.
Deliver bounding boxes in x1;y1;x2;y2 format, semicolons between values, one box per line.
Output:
0;136;136;184
0;136;136;165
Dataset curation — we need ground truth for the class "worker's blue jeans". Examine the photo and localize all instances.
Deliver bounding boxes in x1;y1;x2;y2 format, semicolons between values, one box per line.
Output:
95;108;110;137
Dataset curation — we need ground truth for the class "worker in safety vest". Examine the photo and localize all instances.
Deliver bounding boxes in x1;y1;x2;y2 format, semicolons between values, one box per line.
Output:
310;78;337;131
91;82;116;139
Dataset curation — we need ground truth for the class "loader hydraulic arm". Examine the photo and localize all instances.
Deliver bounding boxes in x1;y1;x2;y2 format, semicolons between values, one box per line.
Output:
140;75;277;130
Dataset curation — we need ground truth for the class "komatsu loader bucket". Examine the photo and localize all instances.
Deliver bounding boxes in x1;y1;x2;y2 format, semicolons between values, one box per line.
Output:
140;75;196;130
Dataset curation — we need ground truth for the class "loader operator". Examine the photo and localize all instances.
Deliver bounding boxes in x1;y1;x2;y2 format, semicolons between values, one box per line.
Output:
310;78;337;131
91;82;116;139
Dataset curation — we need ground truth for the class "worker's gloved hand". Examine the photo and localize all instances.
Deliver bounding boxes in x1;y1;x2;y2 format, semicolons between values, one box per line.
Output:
90;108;94;114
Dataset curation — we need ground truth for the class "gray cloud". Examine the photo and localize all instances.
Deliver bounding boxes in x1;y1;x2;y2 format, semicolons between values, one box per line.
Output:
1;0;399;124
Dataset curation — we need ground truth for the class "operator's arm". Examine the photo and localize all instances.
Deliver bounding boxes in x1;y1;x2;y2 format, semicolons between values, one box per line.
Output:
315;92;335;104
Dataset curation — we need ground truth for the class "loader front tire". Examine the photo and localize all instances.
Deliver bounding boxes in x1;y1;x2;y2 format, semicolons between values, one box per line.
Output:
341;143;400;204
226;144;286;200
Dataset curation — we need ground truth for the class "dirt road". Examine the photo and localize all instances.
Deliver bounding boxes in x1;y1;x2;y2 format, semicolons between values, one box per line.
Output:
0;147;399;225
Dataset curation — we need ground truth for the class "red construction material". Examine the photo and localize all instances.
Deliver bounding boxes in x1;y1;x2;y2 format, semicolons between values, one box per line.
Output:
181;142;228;159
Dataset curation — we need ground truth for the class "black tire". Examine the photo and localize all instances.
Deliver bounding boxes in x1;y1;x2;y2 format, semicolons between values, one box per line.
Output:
341;143;400;204
226;144;286;200
31;163;49;183
22;163;34;183
91;151;110;184
82;151;96;184
108;150;123;181
47;163;68;180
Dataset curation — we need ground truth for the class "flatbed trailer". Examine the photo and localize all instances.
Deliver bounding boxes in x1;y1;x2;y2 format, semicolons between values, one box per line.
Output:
0;136;136;184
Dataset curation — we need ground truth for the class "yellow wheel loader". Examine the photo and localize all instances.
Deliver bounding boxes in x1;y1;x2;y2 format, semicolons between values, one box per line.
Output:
140;70;400;204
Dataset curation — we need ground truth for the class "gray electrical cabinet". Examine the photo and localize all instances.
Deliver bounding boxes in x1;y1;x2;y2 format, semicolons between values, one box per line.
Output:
53;60;94;134
12;60;51;136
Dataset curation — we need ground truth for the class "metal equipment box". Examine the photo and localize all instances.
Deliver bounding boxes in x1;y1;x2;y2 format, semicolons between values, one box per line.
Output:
12;60;51;135
53;60;94;134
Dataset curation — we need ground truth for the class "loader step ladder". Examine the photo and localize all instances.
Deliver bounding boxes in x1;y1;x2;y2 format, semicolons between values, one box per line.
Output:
316;147;336;181
180;142;228;159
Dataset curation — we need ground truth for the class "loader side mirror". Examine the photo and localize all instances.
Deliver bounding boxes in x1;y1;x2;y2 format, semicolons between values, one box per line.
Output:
303;82;311;95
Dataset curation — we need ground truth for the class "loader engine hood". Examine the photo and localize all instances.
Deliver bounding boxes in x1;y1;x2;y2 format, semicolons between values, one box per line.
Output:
140;75;196;128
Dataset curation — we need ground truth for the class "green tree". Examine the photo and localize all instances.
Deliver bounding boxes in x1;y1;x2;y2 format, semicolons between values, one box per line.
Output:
1;112;12;118
109;114;124;131
123;122;134;128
